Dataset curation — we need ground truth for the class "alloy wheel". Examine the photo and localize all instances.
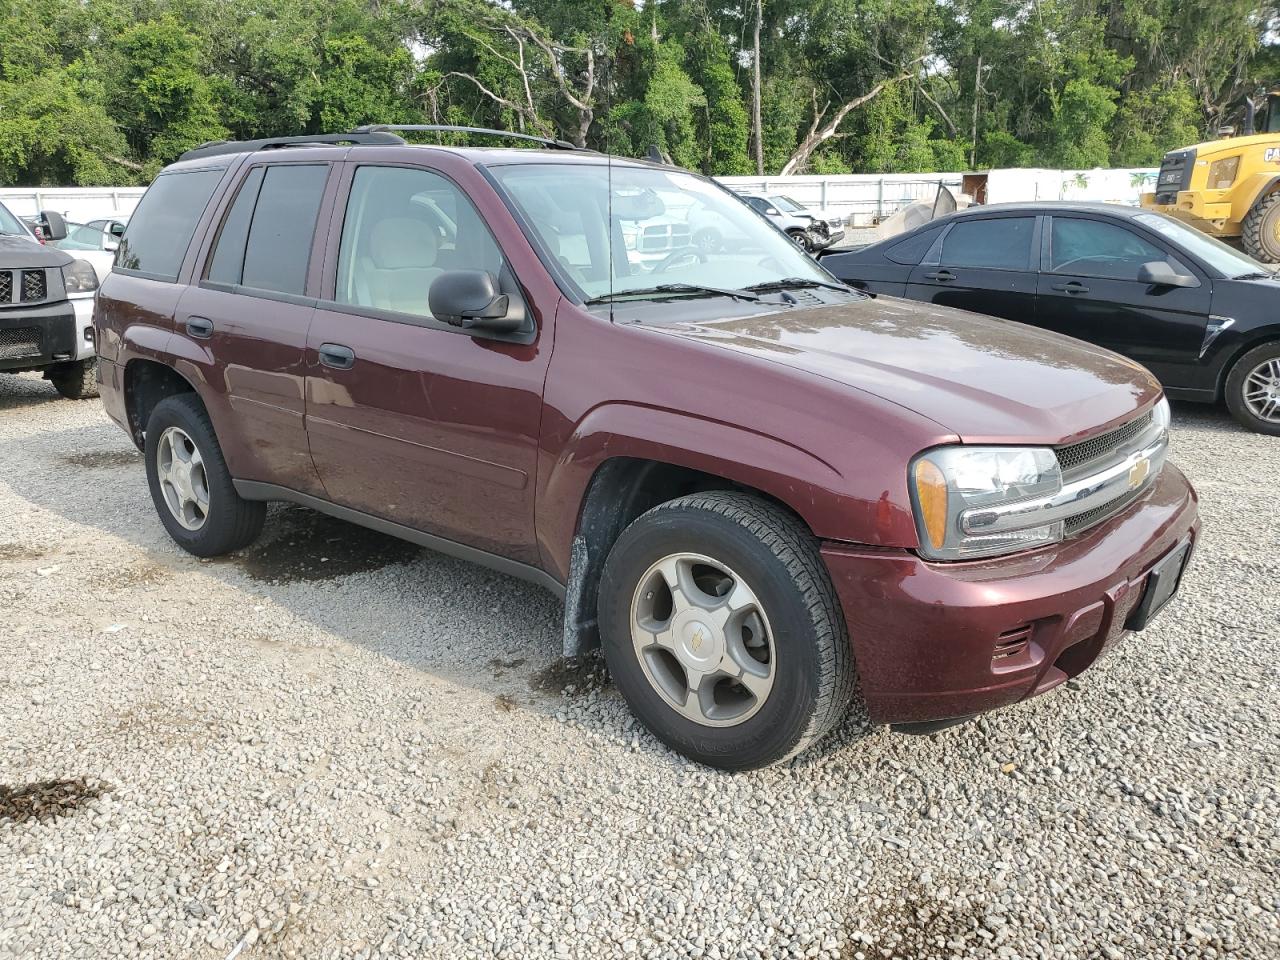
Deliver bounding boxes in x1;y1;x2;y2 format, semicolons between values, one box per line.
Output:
1243;358;1280;423
156;426;210;531
629;552;775;727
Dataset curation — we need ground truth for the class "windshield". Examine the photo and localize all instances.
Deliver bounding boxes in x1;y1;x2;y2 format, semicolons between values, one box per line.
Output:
775;196;806;213
0;202;30;237
1133;212;1270;279
489;163;830;301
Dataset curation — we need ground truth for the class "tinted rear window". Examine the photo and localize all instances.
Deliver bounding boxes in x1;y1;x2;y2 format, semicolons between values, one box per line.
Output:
240;165;328;295
116;169;223;281
939;217;1034;270
885;226;941;265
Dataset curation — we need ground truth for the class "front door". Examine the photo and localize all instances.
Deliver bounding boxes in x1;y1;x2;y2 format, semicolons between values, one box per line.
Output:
304;162;551;565
1035;215;1211;388
176;160;333;496
906;215;1038;322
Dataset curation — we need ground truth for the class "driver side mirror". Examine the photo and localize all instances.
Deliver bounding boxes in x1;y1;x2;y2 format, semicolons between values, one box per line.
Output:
37;210;67;242
764;206;779;215
104;237;120;253
1137;261;1197;288
428;269;529;334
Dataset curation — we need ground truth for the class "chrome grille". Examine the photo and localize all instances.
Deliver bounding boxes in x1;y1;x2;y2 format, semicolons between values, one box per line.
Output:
21;269;46;302
1063;489;1142;537
1056;412;1154;477
0;271;10;302
0;326;42;360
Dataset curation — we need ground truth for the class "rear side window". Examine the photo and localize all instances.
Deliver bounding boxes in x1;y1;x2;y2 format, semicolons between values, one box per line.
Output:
116;169;223;281
939;217;1034;270
885;226;941;265
205;164;328;295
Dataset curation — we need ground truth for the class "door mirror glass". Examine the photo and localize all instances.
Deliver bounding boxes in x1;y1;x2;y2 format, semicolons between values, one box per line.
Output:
1137;261;1197;287
428;269;525;332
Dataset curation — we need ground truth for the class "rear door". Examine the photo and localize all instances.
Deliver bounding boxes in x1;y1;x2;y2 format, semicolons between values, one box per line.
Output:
906;215;1038;321
175;159;334;496
303;160;551;565
1035;215;1211;386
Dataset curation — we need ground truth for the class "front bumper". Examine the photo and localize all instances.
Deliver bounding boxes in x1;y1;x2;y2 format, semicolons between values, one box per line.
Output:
821;463;1199;725
0;300;79;372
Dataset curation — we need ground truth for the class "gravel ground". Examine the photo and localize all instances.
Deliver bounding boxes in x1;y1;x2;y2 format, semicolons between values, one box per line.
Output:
0;371;1277;960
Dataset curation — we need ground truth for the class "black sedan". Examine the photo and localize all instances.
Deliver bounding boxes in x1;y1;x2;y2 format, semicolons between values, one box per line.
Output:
821;202;1280;434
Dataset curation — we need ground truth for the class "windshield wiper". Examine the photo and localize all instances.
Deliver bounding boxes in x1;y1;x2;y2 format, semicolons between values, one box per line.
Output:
1233;271;1275;281
744;276;853;294
584;282;764;304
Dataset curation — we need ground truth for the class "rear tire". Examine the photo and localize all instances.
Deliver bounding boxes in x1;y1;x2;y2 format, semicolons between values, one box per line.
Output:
1242;192;1280;264
144;394;265;556
1224;340;1280;435
598;491;858;770
48;358;99;400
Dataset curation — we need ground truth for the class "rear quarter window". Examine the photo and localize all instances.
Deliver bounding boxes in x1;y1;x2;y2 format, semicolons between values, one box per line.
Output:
884;226;942;265
116;169;224;281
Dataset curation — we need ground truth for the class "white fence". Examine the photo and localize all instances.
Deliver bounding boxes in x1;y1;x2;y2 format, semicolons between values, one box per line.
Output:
0;187;146;222
2;166;1160;227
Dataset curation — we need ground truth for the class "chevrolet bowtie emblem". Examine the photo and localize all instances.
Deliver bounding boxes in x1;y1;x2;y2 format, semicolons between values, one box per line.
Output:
690;628;704;652
1128;458;1150;490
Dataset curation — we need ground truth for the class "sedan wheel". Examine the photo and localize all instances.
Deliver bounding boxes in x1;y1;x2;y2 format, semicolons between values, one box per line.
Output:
1225;341;1280;435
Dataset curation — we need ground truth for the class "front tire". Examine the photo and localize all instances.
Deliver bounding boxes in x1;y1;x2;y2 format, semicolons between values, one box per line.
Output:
1224;341;1280;435
598;491;858;770
787;230;814;253
1242;192;1280;264
48;358;99;400
144;394;265;556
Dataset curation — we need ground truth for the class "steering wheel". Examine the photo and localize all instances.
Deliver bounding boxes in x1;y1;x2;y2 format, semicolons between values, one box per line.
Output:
652;247;708;274
1054;255;1117;273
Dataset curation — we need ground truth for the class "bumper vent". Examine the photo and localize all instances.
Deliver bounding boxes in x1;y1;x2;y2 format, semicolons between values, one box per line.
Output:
0;326;42;360
992;625;1033;663
1063;489;1141;537
21;269;47;302
1056;411;1154;478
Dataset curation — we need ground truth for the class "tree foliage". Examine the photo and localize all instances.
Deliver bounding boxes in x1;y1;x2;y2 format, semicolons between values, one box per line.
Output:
1;0;1277;185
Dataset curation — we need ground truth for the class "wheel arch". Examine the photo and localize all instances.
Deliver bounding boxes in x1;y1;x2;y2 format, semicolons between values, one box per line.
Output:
1213;329;1280;400
556;454;815;658
123;359;200;449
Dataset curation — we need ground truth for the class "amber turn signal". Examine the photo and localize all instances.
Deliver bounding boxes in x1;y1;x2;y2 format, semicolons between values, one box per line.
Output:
913;458;949;550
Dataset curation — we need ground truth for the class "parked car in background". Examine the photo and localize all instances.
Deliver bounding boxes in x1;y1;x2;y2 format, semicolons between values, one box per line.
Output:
737;192;845;251
50;222;118;282
85;215;130;242
95;128;1197;770
822;202;1280;434
0;200;100;399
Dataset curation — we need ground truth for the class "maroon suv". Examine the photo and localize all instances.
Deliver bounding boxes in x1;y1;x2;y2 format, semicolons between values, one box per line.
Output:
94;126;1199;769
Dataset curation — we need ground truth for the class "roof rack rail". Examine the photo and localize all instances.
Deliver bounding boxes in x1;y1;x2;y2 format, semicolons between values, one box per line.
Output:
352;124;580;151
178;131;406;161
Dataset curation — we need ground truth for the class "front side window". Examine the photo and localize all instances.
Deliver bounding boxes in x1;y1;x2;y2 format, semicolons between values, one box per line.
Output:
1133;212;1267;279
489;164;829;301
117;169;223;281
0;202;28;237
335;165;504;318
939;217;1034;271
1050;218;1171;280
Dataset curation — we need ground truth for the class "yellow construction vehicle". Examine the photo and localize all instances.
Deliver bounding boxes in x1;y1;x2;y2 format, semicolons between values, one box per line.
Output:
1141;89;1280;263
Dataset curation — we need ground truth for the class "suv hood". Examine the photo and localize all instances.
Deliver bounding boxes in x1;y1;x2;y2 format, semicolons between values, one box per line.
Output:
0;233;73;269
648;295;1162;444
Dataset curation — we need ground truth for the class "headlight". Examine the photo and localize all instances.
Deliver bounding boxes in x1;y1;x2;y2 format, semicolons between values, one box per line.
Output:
910;446;1064;560
1207;157;1239;190
61;259;99;295
1152;395;1171;434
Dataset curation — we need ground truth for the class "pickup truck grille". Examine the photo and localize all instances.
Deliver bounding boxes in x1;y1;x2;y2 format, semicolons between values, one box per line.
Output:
1056;411;1154;478
22;269;47;302
0;326;42;360
0;268;50;305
